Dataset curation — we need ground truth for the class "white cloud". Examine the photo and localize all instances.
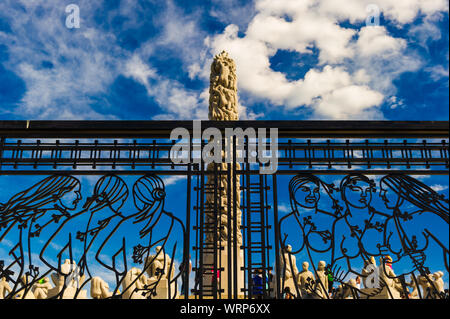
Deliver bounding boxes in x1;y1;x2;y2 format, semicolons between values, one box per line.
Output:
209;0;255;30
0;0;211;121
0;0;126;120
278;203;291;214
208;26;384;119
197;0;448;120
356;26;406;57
426;65;449;82
124;55;157;88
319;0;449;25
0;0;447;121
376;0;448;24
409;13;444;48
313;85;384;119
430;184;449;192
163;176;185;187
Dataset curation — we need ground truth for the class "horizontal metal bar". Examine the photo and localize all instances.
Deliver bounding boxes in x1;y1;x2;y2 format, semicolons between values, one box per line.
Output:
0;169;447;175
0;120;448;138
0;158;446;164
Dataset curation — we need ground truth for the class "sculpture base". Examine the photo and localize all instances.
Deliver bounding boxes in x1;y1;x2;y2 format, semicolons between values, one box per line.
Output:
47;286;87;299
360;287;401;299
275;277;302;298
202;243;244;298
147;278;178;299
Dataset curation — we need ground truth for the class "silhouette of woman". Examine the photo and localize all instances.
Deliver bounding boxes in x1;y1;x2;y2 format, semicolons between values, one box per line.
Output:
95;175;185;299
279;174;342;297
39;174;128;298
281;174;342;254
335;174;385;277
379;174;449;274
0;175;81;297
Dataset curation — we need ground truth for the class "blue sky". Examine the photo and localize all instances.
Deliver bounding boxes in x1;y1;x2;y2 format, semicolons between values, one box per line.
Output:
0;0;448;121
0;0;449;296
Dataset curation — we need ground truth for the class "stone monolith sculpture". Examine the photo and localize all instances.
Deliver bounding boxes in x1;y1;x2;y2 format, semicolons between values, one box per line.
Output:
361;256;377;288
203;51;244;297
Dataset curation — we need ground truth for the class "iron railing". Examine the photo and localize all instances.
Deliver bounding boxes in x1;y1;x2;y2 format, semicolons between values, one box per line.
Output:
0;121;448;300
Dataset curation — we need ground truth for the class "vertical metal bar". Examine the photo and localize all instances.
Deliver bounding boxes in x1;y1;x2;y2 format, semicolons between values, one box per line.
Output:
259;174;267;299
423;140;430;169
327;140;331;169
443;140;449;168
346;140;351;168
184;162;192;299
272;174;281;299
0;137;5;171
194;173;200;299
288;140;293;168
198;142;205;299
213;163;218;299
241;163;247;300
245;137;252;299
385;140;391;169
264;174;271;297
227;160;232;297
307;140;312;169
403;140;409;169
232;135;238;298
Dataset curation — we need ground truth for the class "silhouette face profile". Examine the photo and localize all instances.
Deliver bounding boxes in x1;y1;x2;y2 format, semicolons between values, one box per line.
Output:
379;180;402;209
58;183;82;211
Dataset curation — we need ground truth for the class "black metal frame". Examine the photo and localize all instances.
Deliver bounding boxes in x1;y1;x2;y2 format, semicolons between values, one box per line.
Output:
0;121;448;300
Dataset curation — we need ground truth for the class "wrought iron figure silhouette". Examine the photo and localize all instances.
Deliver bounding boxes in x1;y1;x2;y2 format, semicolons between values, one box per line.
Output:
279;174;342;298
0;175;81;298
380;174;449;275
39;174;128;299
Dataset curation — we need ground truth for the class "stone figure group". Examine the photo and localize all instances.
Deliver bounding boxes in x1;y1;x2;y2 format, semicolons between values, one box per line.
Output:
277;249;447;299
0;245;177;300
